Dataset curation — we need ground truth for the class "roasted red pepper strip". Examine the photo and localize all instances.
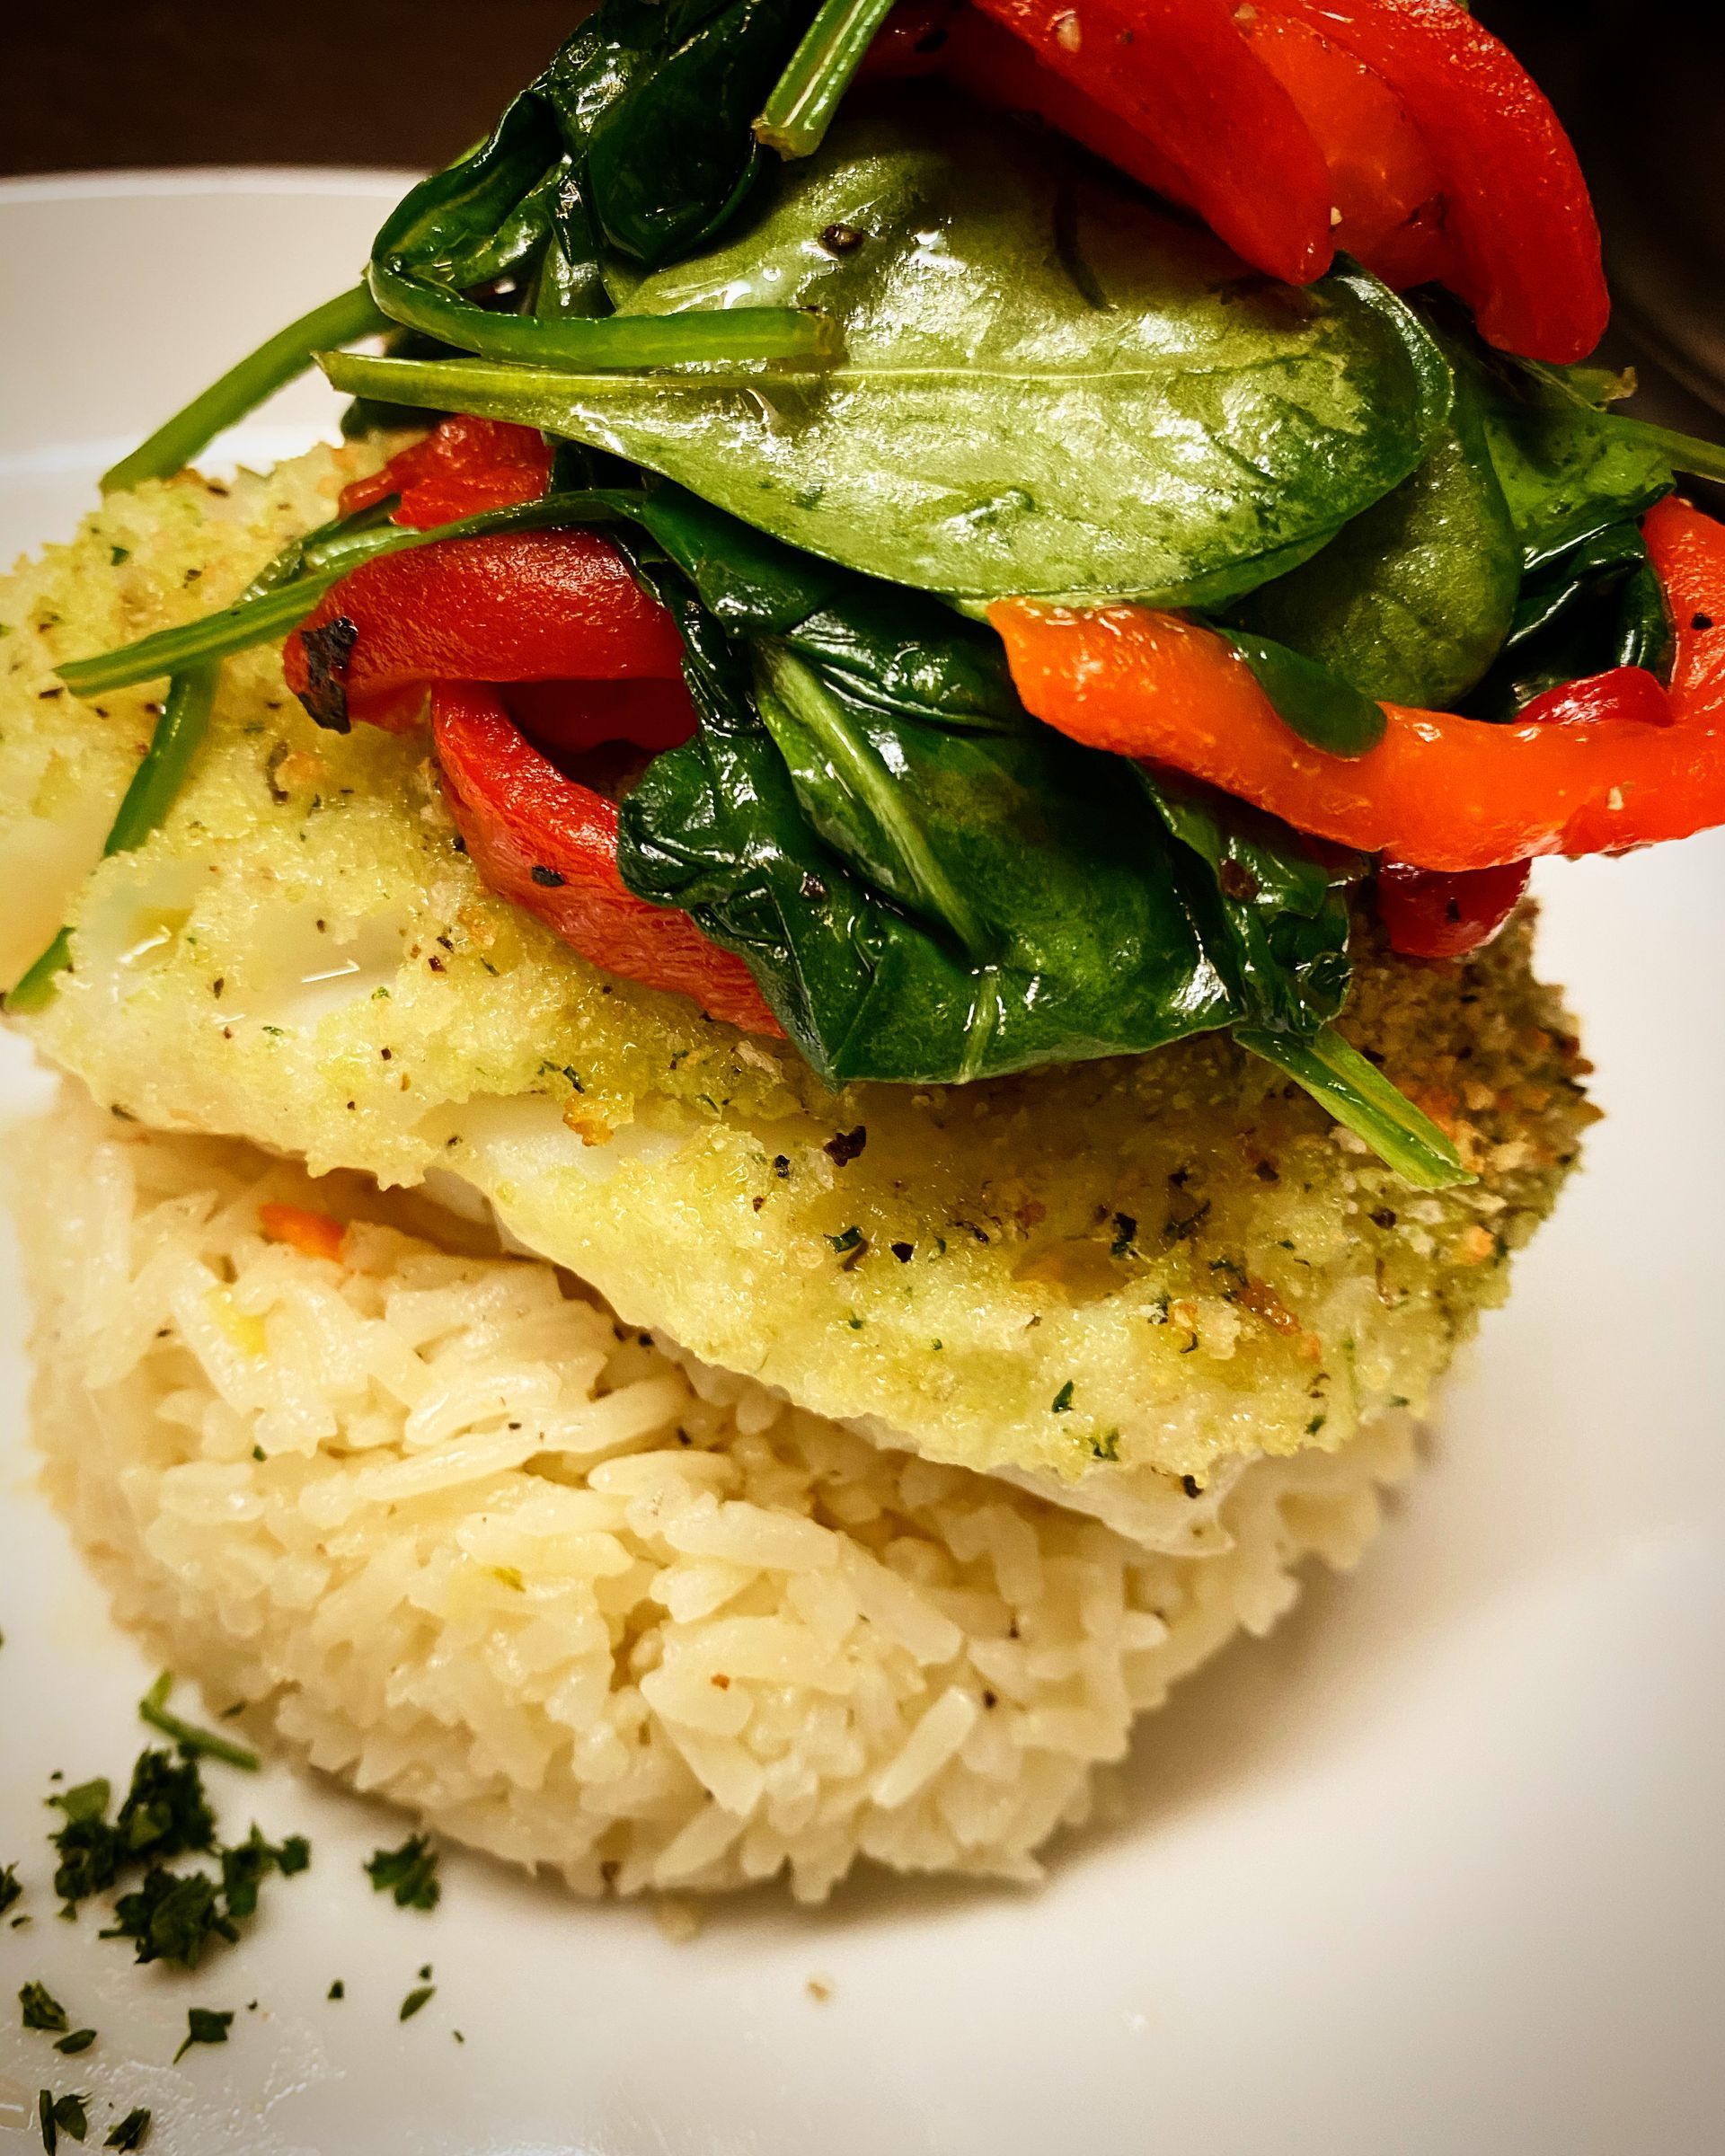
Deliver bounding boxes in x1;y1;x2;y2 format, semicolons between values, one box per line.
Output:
1271;0;1606;361
284;530;687;733
945;6;1444;289
1643;494;1725;715
989;598;1723;871
339;415;553;529
1237;11;1445;285
858;0;961;77
503;678;698;758
1373;497;1725;950
1376;858;1531;959
941;11;1193;207
433;683;782;1036
966;0;1336;285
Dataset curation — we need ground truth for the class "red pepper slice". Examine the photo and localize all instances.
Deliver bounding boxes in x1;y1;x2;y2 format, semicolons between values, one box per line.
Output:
923;0;1599;354
1236;11;1446;286
1375;858;1531;959
857;0;961;77
503;678;699;759
284;530;687;733
432;683;781;1037
339;415;553;529
941;11;1194;206
966;0;1337;285
1270;0;1606;362
989;598;1721;871
1643;494;1725;717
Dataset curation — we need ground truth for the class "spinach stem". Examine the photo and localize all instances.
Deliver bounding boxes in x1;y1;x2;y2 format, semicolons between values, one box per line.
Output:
56;490;631;696
754;0;900;159
1235;1023;1473;1188
1605;415;1725;489
368;256;839;368
139;1672;261;1770
4;667;217;1012
102;284;388;495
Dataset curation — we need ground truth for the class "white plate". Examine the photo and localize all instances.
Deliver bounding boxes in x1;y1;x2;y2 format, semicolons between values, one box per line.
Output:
2;172;1723;2156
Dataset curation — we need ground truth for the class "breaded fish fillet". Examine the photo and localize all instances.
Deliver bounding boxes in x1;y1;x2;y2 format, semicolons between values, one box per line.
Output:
0;447;1594;1524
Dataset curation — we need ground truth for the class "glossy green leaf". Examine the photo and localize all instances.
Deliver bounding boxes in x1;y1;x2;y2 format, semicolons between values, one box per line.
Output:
1137;772;1358;1038
1216;630;1387;756
1228;358;1520;708
367;0;825;367
580;0;811;264
614;512;1358;1087
1464;339;1673;571
1463;520;1674;721
334;89;1451;609
1236;1026;1472;1189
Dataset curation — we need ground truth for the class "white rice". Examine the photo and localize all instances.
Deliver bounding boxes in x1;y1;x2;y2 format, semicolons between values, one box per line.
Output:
11;1087;1416;1901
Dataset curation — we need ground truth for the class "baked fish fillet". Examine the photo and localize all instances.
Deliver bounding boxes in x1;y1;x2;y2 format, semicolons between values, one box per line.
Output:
0;446;1593;1528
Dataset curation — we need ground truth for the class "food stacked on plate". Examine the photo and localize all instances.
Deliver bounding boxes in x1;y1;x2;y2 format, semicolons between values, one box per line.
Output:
4;0;1722;1899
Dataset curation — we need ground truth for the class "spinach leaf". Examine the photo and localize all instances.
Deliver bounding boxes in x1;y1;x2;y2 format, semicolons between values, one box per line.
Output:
1137;773;1358;1038
610;500;1352;1084
621;622;1214;1083
333;88;1451;610
1216;630;1387;755
1463;521;1674;720
1228;358;1520;708
1462;340;1673;571
579;0;812;265
1236;1026;1471;1191
366;0;824;370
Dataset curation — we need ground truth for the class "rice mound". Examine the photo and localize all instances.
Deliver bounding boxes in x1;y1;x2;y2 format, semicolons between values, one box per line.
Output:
13;1088;1416;1901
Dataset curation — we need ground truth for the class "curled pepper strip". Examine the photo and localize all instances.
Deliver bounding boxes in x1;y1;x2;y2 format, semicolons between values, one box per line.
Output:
1271;0;1607;363
433;684;783;1036
879;0;1601;357
283;528;689;733
339;415;554;530
991;526;1725;871
965;0;1336;286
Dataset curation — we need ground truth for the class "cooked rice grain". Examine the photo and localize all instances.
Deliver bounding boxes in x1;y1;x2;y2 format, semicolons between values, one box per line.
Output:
13;1089;1415;1899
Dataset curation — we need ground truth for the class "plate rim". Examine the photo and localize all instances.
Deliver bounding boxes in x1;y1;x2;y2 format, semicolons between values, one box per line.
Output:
0;164;417;206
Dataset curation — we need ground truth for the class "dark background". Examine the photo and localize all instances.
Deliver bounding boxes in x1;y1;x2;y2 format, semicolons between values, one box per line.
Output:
4;0;1721;414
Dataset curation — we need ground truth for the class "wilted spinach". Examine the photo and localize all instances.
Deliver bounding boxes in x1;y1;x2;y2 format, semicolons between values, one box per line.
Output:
1471;348;1674;572
328;88;1450;610
367;0;827;370
1463;520;1674;720
607;491;1384;1109
1229;357;1520;708
1214;629;1387;755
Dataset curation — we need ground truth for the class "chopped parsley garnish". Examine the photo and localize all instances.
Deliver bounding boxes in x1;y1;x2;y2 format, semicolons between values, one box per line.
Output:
172;2007;234;2063
38;2089;88;2151
399;1984;436;2021
219;1825;310;1920
102;1866;235;1968
49;1751;215;1910
1089;1430;1120;1462
21;1980;69;2032
46;1745;307;1966
327;1980;345;2001
55;2031;96;2056
825;1226;863;1253
1050;1380;1075;1413
104;2111;151;2152
116;1748;218;1859
0;1862;22;1915
138;1674;260;1771
48;1780;120;1905
365;1834;440;1911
